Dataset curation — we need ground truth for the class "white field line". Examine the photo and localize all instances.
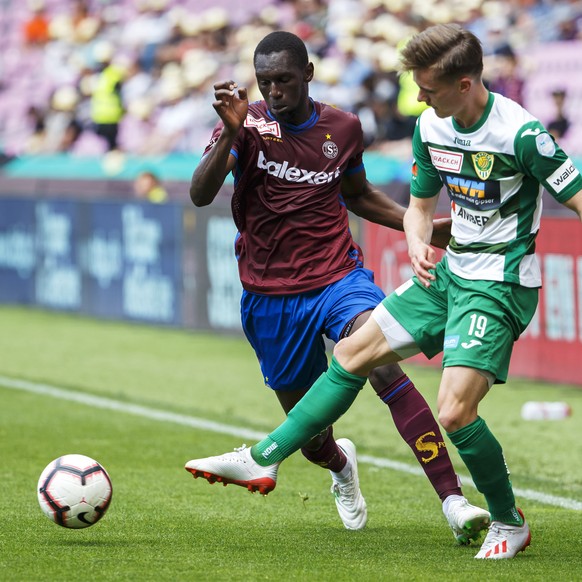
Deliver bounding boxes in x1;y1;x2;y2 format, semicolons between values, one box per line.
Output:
2;374;581;511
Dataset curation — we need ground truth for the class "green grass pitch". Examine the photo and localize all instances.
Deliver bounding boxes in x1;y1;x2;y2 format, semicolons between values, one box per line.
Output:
0;306;581;581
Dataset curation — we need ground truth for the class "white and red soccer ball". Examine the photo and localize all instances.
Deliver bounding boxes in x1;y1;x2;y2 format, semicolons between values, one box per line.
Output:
37;454;112;529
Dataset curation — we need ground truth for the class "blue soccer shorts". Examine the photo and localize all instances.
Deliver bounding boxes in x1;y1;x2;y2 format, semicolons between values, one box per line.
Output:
241;268;385;391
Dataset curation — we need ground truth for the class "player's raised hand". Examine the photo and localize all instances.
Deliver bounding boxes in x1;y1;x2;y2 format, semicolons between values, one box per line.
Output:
213;81;248;133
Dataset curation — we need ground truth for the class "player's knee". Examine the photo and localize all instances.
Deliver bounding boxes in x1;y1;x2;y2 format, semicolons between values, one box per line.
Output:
438;403;476;433
332;336;359;369
438;410;457;433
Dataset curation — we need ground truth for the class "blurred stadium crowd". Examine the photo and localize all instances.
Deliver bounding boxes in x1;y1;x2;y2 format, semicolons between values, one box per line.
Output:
0;0;581;161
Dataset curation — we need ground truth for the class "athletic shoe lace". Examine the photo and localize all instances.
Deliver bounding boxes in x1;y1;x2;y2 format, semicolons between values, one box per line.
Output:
332;471;357;502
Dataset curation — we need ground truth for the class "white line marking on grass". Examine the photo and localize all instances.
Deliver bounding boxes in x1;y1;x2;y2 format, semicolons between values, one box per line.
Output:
357;455;582;511
2;374;581;511
0;375;266;442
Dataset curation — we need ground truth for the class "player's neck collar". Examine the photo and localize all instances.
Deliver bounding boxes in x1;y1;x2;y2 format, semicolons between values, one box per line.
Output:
266;98;319;133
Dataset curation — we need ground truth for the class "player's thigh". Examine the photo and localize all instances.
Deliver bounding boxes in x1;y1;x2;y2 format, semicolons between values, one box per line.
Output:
322;267;385;342
381;267;449;359
241;291;328;391
334;311;403;375
443;280;538;383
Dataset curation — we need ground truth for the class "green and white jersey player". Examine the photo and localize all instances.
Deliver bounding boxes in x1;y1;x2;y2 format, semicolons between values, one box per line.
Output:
411;90;579;287
365;24;582;559
381;86;582;378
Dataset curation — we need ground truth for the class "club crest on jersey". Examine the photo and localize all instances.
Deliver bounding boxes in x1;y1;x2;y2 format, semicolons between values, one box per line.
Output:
471;152;494;180
322;140;338;159
244;114;281;138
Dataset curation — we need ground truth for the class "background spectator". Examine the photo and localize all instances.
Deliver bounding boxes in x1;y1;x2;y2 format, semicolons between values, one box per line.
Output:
547;89;571;140
0;0;581;158
89;40;125;152
133;169;168;203
23;1;51;46
485;45;525;106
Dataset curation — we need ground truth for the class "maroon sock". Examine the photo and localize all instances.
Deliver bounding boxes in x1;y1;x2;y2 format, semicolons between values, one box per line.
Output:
378;375;462;501
301;427;347;473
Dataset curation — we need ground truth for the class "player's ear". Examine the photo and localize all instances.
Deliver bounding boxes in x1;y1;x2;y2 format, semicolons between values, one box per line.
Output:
458;76;472;94
305;62;314;83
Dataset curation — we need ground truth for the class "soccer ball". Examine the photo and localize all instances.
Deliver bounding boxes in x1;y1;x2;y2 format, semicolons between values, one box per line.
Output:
37;454;113;529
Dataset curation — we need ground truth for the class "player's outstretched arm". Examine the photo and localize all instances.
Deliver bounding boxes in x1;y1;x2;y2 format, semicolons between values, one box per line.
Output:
342;176;405;230
189;81;248;207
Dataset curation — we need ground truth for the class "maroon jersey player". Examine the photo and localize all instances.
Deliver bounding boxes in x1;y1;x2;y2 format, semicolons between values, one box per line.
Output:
203;99;367;293
186;30;489;542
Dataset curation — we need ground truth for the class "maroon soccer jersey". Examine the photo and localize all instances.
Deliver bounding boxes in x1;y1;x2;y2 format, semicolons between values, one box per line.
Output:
203;100;366;294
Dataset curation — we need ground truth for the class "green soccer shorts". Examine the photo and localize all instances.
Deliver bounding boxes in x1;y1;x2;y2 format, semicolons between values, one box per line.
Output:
381;258;539;383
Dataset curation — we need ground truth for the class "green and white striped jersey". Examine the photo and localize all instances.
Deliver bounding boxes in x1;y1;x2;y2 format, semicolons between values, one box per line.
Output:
411;91;582;287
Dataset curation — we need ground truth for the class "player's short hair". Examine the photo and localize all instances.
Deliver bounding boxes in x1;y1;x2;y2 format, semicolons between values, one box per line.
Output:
399;23;483;80
254;31;309;70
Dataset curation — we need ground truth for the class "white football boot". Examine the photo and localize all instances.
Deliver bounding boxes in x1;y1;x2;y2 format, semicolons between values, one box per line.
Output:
475;508;531;559
185;445;278;495
443;495;491;544
330;438;368;530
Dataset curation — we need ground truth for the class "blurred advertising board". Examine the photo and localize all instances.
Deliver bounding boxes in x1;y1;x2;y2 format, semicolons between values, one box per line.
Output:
0;197;243;333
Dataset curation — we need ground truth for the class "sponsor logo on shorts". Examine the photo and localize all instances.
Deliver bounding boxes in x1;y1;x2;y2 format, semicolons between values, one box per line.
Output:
444;335;460;349
461;339;483;349
546;159;579;193
429;147;463;173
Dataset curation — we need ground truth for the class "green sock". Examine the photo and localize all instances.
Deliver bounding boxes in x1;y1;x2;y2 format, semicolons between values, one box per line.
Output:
447;417;523;525
251;357;366;466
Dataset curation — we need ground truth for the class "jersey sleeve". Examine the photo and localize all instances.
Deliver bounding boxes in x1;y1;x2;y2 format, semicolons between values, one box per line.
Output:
513;120;582;203
410;119;444;198
201;120;245;160
344;113;365;175
201;121;222;157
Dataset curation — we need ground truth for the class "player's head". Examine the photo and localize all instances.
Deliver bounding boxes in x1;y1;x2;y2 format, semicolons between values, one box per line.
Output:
254;31;309;70
253;31;314;124
399;24;484;119
400;23;483;81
